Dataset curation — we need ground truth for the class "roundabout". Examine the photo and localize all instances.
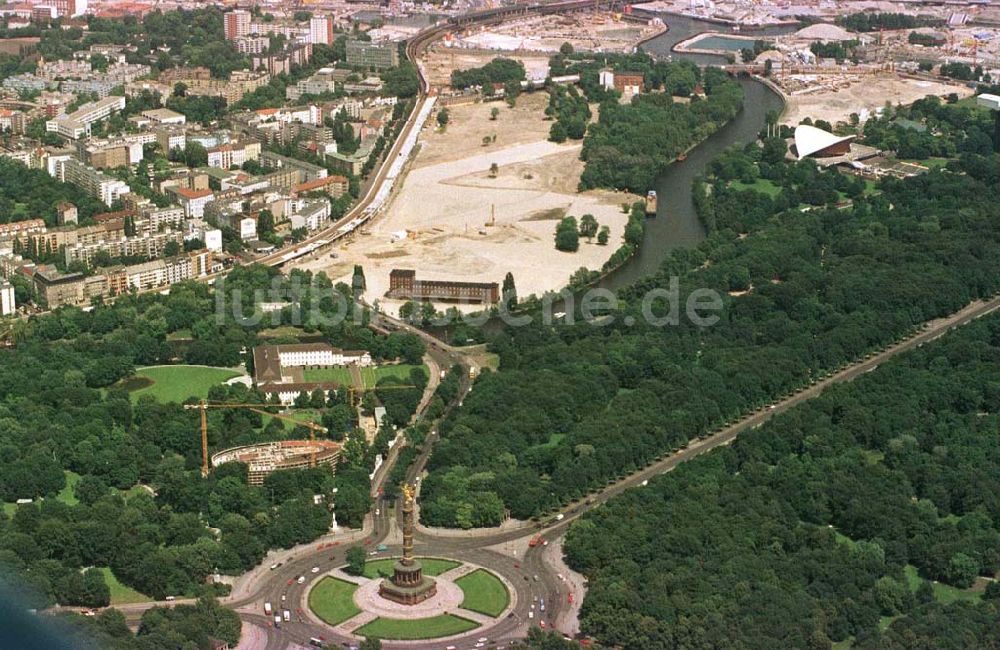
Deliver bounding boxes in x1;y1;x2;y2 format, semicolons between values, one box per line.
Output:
308;557;513;641
307;487;513;642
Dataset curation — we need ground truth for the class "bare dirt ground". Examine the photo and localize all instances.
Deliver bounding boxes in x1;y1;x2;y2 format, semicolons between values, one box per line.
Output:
780;74;973;125
292;94;636;315
423;48;552;88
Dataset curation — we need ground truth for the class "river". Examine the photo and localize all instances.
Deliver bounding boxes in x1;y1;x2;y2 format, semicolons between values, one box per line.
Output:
599;15;795;290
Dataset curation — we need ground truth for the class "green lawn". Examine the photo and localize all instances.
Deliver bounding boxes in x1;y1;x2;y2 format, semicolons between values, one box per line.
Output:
98;567;151;605
129;366;242;404
456;569;510;617
354;614;478;640
362;558;461;579
730;178;782;198
3;470;80;515
309;577;362;626
301;364;428;389
302;366;356;385
59;471;81;506
903;565;980;604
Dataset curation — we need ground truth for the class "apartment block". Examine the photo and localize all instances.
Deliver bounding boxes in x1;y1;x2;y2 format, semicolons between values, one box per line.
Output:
207;139;261;169
223;10;251;40
345;40;399;70
46;95;126;140
58;157;131;206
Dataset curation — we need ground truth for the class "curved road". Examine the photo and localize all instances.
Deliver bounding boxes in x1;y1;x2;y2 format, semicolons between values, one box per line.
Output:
86;5;1000;650
109;291;1000;650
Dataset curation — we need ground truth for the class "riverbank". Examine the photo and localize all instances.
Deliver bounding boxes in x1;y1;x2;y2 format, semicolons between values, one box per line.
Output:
672;30;767;57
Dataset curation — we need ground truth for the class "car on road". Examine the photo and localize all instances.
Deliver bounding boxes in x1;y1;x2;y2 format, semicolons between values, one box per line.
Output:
283;610;291;622
540;620;547;628
273;614;282;628
311;566;320;573
534;574;540;582
528;611;534;619
376;543;388;552
297;576;305;584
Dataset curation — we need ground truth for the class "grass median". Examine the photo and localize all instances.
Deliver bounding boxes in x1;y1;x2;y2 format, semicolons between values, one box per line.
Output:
456;569;510;617
309;577;362;626
354;613;478;640
361;557;461;579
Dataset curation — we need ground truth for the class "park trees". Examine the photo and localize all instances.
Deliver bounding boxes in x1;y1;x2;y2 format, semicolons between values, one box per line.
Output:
554;217;580;252
345;546;367;576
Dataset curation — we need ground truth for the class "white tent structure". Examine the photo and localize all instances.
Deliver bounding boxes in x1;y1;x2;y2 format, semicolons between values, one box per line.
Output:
794;124;856;159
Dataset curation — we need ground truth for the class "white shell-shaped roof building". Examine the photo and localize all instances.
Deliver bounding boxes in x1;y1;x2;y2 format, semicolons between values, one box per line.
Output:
794;125;856;159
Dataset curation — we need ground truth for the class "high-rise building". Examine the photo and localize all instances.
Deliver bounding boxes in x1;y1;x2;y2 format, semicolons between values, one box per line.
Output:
345;40;399;70
224;10;251;41
0;281;15;316
309;15;334;46
54;0;87;17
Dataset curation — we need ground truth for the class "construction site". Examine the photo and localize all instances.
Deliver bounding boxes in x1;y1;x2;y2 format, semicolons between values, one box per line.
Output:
293;92;635;315
422;9;664;87
211;440;342;485
672;20;985;125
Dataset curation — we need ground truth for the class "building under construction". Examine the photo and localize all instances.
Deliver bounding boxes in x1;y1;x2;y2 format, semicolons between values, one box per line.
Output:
211;439;341;485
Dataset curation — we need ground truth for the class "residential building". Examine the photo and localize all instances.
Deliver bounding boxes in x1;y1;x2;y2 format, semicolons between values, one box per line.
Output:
64;229;184;268
56;202;78;225
0;280;14;316
58;157;131;206
53;0;86;18
252;43;312;77
234;36;269;55
77;139;132;169
286;67;342;101
141;108;185;125
224;10;251;41
207;139;261;169
168;187;215;218
155;126;187;154
46;95;126;139
204;228;222;252
0;220;46;243
292;174;348;199
345;40;399;70
288;198;331;232
326;138;376;176
138;206;185;233
31;265;107;307
239;216;256;241
387;269;499;304
261;151;327;183
106;251;210;295
309;15;334;46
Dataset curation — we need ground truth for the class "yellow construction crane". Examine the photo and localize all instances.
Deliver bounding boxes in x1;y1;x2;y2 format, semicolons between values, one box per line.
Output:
185;401;328;478
186;384;418;477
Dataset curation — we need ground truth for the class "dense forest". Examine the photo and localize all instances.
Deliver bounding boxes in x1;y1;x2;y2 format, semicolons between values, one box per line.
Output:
419;100;1000;528
563;310;1000;649
578;66;744;192
0;158;107;226
450;57;526;90
860;94;995;160
545;51;744;192
835;12;939;32
0;265;428;607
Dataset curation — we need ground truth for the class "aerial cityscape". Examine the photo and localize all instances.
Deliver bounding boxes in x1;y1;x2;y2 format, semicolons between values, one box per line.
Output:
0;0;999;647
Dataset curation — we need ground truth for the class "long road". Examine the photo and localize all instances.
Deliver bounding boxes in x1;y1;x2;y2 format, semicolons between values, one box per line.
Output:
71;3;1000;648
107;288;1000;649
